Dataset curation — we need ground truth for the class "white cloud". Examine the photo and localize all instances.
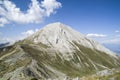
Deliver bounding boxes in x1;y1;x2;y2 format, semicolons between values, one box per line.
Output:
86;33;107;38
103;38;120;44
0;37;20;44
0;38;13;43
115;30;120;33
22;30;35;36
0;29;39;44
0;0;61;27
35;29;39;32
41;0;62;16
22;29;38;37
0;18;9;27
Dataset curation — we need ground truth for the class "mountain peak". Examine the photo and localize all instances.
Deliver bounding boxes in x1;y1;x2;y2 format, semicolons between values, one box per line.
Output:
43;22;69;31
44;22;62;28
27;22;84;49
25;22;117;57
47;22;62;25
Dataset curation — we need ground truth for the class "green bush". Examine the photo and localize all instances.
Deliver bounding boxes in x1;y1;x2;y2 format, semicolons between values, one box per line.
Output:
31;78;38;80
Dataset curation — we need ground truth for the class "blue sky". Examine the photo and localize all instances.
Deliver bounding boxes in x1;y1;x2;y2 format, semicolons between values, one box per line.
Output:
0;0;120;46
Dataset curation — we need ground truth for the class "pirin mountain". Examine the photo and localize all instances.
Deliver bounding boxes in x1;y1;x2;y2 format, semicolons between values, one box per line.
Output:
0;22;120;80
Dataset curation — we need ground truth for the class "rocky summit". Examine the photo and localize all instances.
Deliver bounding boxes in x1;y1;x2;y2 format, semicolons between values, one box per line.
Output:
0;22;120;80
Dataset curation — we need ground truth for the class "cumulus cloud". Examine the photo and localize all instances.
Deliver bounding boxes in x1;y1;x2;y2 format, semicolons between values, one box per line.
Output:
0;18;9;27
86;33;107;38
0;0;61;27
22;29;38;37
41;0;61;16
22;30;35;36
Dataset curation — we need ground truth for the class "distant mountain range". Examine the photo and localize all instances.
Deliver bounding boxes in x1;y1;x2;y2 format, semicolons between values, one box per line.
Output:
103;44;120;54
0;42;10;48
0;22;120;80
